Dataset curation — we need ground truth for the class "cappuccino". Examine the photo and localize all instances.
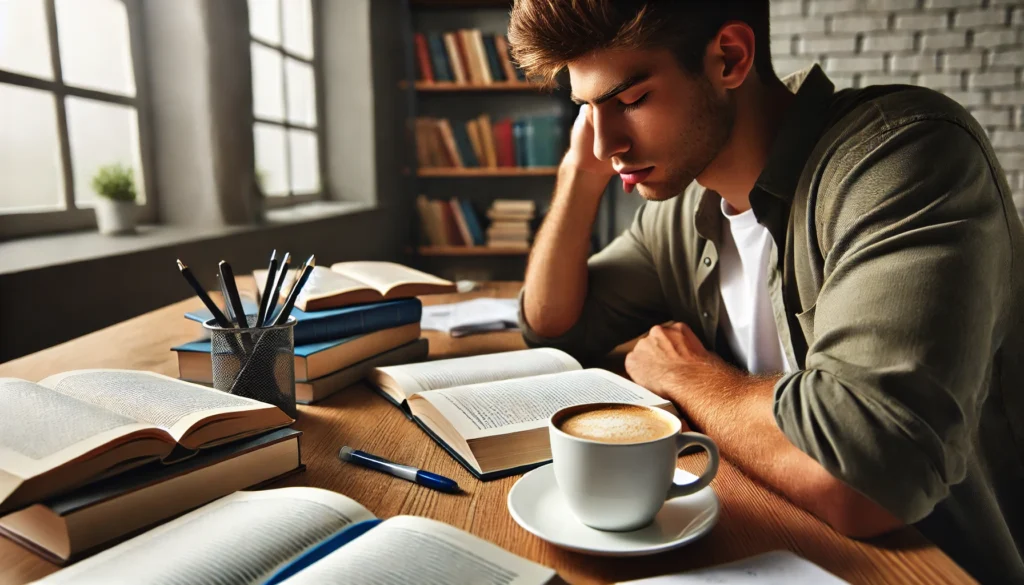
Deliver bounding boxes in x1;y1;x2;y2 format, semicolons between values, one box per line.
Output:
558;404;676;444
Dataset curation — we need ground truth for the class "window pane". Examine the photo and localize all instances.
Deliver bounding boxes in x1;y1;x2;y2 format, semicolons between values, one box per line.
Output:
288;129;319;193
55;0;135;96
0;83;64;211
282;0;313;59
285;58;316;126
248;0;280;45
251;43;284;121
65;97;144;207
0;0;53;80
254;123;288;196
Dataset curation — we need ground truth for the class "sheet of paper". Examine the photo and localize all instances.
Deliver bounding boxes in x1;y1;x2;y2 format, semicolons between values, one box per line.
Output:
617;551;848;585
421;298;519;336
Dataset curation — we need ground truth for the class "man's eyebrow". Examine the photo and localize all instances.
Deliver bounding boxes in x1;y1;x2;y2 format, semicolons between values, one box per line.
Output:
570;73;651;106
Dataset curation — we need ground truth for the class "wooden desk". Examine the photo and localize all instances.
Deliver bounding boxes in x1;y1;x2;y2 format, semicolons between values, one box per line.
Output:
0;281;975;585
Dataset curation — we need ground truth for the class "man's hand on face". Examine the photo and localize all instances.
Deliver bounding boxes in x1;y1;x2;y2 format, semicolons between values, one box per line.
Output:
624;322;736;402
562;104;617;179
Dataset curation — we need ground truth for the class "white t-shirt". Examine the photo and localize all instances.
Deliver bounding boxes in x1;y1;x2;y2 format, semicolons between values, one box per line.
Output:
717;199;791;375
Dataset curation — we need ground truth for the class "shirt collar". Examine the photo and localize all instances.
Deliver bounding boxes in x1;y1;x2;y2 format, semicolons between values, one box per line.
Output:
753;65;836;202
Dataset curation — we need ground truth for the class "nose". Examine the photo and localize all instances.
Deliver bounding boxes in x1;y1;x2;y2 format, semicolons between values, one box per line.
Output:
591;108;630;162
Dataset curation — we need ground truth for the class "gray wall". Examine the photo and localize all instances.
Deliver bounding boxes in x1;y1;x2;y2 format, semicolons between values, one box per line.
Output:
0;0;413;362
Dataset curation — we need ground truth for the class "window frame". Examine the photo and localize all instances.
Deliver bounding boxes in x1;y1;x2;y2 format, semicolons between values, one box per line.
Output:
249;0;327;209
0;0;157;240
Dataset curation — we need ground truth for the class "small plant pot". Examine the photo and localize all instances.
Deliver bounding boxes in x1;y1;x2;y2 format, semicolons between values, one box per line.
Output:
94;198;137;235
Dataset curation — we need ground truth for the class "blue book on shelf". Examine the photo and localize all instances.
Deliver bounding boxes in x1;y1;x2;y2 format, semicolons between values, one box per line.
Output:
451;123;479;167
481;34;506;82
185;298;422;346
426;32;452;82
459;198;485;245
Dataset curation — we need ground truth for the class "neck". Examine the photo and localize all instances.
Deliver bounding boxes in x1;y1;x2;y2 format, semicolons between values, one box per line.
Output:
697;78;794;212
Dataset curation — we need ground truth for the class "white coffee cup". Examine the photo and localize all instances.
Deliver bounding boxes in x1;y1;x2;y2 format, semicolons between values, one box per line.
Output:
548;402;720;532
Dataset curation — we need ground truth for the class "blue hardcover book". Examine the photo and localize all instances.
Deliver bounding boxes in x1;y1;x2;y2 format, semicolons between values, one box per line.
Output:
451;123;479;167
185;298;422;346
426;32;452;82
459;198;485;245
481;34;506;82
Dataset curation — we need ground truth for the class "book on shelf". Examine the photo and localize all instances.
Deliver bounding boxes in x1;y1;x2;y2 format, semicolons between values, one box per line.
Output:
367;349;673;479
31;488;559;585
414;30;528;86
0;370;293;515
254;261;456;312
185;298;422;347
174;322;422;384
0;428;303;564
412;32;433;83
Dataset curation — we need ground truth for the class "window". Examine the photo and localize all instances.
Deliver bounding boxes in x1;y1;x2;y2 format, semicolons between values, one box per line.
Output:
0;0;153;238
248;0;324;206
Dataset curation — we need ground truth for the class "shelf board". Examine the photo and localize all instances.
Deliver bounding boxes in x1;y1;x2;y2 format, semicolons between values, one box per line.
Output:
418;245;529;256
408;81;548;92
418;167;557;178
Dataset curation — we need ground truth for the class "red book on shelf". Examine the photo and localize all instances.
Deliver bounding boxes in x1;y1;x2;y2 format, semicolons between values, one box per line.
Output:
493;119;515;167
413;33;434;83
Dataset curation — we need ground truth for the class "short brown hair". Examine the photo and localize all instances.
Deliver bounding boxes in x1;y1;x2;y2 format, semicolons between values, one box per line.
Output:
508;0;775;86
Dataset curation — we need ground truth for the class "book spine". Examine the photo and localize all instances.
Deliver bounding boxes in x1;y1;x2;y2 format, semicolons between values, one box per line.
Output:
442;32;467;84
413;33;434;83
426;33;452;82
495;35;519;83
481;34;506;82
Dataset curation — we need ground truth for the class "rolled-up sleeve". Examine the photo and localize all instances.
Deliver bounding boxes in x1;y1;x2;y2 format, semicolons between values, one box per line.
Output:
519;204;671;361
773;120;1013;523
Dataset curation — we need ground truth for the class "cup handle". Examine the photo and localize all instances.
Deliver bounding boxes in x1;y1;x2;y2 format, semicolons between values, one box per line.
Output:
666;432;719;500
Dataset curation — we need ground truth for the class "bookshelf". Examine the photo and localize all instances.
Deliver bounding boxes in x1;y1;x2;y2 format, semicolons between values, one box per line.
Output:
403;0;573;280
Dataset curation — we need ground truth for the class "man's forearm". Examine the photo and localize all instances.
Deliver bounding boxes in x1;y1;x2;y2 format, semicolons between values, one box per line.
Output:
667;367;904;538
522;164;608;337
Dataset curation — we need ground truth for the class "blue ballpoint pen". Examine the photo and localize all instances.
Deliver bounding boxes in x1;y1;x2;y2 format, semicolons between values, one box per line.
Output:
338;446;461;493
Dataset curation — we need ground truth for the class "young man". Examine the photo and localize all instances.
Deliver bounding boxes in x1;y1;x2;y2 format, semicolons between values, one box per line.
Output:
509;1;1023;582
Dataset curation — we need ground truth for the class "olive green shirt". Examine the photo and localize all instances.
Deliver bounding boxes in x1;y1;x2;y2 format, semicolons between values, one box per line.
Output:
520;66;1024;582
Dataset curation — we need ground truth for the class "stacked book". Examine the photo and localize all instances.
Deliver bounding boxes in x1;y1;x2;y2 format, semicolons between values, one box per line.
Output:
415;114;563;170
416;195;486;247
173;261;456;405
486;199;535;250
413;30;526;85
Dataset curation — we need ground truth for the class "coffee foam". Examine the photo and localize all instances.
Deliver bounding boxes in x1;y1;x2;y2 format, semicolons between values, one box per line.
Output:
558;404;676;444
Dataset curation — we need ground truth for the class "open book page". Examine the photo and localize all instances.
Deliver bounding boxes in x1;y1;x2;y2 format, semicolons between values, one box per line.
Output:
330;261;454;296
616;551;849;584
35;487;376;585
372;348;580;399
413;369;671;440
278;515;556;585
38;370;290;447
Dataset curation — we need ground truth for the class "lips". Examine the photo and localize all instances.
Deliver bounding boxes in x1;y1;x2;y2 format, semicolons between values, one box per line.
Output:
618;166;654;193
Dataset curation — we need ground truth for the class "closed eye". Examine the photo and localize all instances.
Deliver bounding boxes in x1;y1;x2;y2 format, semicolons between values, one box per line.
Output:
621;93;649;112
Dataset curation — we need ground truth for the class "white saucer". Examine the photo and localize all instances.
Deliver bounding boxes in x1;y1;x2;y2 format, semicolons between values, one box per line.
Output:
507;464;719;557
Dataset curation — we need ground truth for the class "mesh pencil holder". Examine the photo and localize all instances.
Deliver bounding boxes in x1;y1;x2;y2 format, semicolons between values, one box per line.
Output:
203;316;298;418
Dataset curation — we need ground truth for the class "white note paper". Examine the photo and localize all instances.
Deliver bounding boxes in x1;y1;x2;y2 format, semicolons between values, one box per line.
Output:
616;551;849;585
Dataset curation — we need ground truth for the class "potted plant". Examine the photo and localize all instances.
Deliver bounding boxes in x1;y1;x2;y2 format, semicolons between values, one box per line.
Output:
91;163;138;235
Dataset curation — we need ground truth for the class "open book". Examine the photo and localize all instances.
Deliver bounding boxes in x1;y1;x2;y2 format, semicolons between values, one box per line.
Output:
0;370;292;515
255;261;456;312
33;488;558;585
368;349;673;479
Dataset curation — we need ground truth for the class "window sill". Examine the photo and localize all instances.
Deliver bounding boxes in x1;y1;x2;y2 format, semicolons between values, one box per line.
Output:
0;200;374;276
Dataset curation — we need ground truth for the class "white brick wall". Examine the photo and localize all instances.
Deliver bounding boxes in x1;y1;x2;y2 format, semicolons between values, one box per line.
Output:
770;0;1024;217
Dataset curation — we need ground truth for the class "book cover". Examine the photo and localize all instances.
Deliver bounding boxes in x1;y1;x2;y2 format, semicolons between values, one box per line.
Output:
450;123;479;167
481;34;506;82
459;198;486;246
494;35;519;83
412;33;433;83
425;32;452;82
185;298;423;346
442;32;467;84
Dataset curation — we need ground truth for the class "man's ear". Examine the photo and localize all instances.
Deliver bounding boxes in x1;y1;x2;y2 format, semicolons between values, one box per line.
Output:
704;21;756;91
